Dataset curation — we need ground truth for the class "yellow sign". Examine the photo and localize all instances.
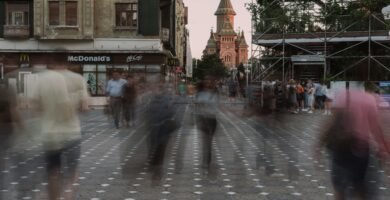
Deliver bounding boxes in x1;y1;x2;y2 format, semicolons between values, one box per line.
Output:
20;54;30;63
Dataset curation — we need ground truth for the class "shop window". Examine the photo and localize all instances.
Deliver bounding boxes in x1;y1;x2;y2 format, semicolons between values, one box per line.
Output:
49;0;78;26
6;1;29;25
83;65;128;96
115;3;138;27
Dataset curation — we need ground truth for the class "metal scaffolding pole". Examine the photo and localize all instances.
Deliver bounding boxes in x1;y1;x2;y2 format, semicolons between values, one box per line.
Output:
324;1;328;81
282;0;286;83
368;14;372;81
250;0;390;82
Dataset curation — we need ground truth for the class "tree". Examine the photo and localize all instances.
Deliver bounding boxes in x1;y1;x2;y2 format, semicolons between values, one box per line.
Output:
193;54;228;81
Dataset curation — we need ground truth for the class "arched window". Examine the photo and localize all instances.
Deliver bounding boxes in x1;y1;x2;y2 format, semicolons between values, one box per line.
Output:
224;54;232;63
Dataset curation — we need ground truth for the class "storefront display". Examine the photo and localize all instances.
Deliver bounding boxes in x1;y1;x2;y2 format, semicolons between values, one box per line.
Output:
0;52;168;97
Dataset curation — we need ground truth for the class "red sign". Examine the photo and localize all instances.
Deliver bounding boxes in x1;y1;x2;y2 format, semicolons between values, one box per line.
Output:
175;66;183;73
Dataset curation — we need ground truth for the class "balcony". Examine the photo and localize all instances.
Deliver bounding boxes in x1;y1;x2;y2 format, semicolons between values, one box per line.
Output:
3;25;30;38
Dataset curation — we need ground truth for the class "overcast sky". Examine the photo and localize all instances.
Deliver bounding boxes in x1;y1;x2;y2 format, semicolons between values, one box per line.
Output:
183;0;252;59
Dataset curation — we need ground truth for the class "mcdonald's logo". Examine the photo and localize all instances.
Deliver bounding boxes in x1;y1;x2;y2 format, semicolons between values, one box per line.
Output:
20;54;29;63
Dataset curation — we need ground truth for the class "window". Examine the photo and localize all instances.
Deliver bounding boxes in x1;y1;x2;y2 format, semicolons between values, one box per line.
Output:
49;1;60;25
6;1;29;25
116;3;138;27
83;65;130;96
49;0;78;26
65;1;78;25
224;55;231;63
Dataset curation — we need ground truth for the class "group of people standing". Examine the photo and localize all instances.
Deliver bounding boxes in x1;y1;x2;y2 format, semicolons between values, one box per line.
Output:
258;79;334;115
105;71;138;129
278;79;333;114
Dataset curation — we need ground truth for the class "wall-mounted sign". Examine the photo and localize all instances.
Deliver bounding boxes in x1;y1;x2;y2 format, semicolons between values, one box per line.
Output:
20;54;30;63
161;28;170;42
126;55;143;63
68;55;111;63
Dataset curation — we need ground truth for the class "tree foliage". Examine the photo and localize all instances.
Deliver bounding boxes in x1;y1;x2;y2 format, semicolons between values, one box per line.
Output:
246;0;390;33
193;54;228;81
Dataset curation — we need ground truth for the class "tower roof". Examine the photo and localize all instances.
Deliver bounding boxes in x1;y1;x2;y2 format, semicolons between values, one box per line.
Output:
215;0;236;16
206;30;217;48
219;20;237;36
239;31;249;47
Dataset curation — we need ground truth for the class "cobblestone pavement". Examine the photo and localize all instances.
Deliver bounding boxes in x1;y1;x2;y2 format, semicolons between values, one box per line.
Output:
1;100;390;200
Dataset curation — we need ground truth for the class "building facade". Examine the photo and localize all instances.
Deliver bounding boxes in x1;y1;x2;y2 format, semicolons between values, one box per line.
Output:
0;0;188;104
204;0;248;70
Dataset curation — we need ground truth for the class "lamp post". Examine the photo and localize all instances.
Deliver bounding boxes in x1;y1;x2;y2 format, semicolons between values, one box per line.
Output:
243;63;251;89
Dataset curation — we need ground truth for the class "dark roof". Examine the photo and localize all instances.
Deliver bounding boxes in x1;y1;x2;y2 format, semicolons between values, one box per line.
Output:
214;0;236;15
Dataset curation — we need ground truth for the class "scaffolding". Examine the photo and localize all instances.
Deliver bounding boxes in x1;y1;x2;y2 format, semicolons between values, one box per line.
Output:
249;0;390;83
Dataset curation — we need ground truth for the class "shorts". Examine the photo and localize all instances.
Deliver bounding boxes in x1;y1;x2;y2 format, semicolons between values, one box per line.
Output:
46;140;81;174
325;96;333;102
297;93;304;101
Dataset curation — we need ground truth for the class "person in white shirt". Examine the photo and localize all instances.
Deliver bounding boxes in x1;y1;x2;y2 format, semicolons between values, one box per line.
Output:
323;82;334;115
106;71;127;128
32;63;89;200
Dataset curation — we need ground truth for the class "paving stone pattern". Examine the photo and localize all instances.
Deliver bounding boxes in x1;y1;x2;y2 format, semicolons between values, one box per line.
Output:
1;102;390;200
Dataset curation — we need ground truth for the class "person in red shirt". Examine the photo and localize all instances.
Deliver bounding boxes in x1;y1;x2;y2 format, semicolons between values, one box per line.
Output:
315;83;390;200
296;82;305;112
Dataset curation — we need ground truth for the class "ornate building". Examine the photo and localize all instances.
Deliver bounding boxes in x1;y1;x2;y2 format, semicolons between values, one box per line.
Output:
204;0;248;69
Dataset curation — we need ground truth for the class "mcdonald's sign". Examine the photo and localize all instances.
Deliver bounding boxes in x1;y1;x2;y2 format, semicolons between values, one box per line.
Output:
20;54;30;63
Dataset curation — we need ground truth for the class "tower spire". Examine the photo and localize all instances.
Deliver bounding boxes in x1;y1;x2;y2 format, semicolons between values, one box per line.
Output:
214;0;236;16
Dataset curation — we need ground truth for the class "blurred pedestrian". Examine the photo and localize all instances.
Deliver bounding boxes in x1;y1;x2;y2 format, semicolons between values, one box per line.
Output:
314;83;390;200
145;78;178;185
195;75;219;177
106;70;127;129
178;80;186;96
315;81;325;111
0;80;22;197
287;79;298;114
323;82;334;115
122;75;137;128
296;81;305;112
32;63;89;200
307;82;315;114
228;79;237;102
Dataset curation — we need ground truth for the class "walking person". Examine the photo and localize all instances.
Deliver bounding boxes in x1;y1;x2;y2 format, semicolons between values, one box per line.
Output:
32;63;89;200
0;80;23;199
287;79;298;114
122;75;137;128
106;70;127;129
296;81;305;112
315;81;325;111
145;78;178;185
228;79;237;102
314;83;390;200
323;82;334;115
195;75;219;178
